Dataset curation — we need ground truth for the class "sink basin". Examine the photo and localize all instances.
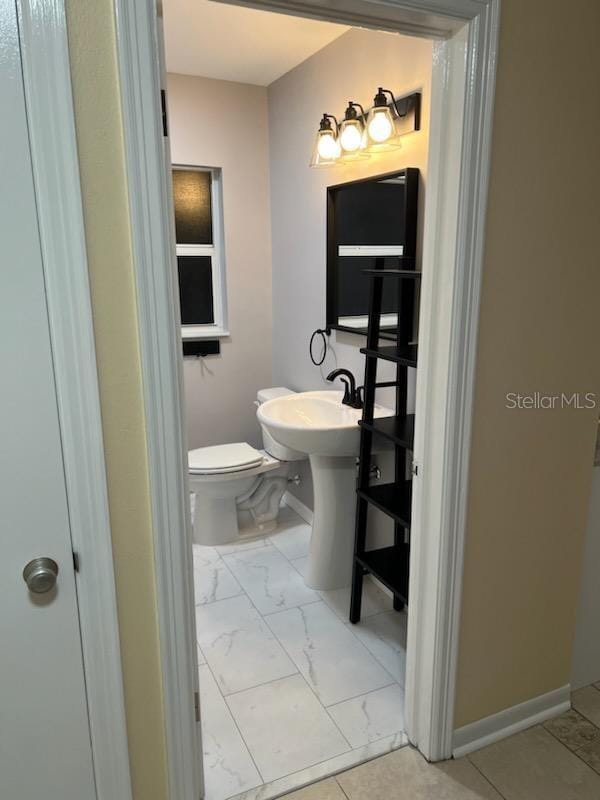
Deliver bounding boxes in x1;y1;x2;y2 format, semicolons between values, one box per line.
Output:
257;390;392;591
257;390;390;457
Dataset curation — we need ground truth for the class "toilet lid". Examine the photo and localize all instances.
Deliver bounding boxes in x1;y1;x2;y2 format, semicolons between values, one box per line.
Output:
188;443;264;475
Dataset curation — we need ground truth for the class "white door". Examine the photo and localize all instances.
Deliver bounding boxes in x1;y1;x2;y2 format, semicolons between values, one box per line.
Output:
0;1;97;797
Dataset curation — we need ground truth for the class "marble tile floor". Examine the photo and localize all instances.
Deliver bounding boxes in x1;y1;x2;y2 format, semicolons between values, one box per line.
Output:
276;683;600;800
193;504;408;800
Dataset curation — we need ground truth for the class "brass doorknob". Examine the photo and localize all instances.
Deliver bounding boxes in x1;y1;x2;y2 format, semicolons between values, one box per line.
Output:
22;557;59;594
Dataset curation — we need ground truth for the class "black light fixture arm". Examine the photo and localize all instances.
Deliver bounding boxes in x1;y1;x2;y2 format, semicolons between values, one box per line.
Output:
344;101;367;122
374;87;407;118
319;113;340;134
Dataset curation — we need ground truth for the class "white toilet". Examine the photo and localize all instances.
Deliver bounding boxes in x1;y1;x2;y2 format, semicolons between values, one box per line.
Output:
188;388;305;546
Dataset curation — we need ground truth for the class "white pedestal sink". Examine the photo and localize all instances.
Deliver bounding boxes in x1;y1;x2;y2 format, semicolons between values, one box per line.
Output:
257;391;391;590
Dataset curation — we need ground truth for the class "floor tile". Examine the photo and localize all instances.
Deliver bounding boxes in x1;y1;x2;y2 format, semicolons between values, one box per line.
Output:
266;602;394;706
223;546;319;615
278;777;346;800
197;641;206;665
269;519;312;561
469;725;600;799
198;665;262;800
215;537;273;556
194;557;244;606
196;595;297;695
320;580;392;623
193;543;221;567
348;610;407;685
544;708;600;750
577;737;600;774
291;556;309;578
229;735;407;800
328;684;405;748
226;674;350;783
338;746;502;799
572;685;600;727
274;504;309;533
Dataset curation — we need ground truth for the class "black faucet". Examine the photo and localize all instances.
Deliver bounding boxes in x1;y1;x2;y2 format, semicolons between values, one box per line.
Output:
326;368;363;409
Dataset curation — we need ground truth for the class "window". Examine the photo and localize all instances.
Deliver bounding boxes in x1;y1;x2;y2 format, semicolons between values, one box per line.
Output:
172;166;228;338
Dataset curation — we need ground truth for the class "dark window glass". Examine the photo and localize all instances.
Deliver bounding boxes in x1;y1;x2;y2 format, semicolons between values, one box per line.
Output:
172;170;213;244
177;256;214;324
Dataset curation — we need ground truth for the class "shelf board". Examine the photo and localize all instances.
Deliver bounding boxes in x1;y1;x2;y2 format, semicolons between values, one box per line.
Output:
359;414;415;449
356;544;409;599
362;269;421;278
357;481;412;526
360;344;418;367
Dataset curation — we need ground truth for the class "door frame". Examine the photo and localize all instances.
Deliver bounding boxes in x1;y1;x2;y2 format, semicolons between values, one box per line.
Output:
113;0;499;796
15;1;132;798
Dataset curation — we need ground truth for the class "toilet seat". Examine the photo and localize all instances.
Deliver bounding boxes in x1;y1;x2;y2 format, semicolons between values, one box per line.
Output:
189;442;264;475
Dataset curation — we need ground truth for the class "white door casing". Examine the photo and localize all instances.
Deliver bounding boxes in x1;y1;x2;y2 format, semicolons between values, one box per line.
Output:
0;0;96;796
114;0;499;794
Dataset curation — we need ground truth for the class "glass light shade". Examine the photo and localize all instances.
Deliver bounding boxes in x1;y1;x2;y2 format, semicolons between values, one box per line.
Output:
310;128;341;167
367;106;395;143
340;119;363;152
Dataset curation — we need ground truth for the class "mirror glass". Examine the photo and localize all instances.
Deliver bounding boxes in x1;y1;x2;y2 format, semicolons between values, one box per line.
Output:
326;168;418;337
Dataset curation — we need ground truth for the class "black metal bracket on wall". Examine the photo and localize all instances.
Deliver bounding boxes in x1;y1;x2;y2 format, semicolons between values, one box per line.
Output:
182;340;220;357
388;91;421;136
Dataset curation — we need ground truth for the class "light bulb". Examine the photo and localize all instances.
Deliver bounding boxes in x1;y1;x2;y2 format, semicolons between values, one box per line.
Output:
317;131;339;160
340;122;362;152
368;109;393;143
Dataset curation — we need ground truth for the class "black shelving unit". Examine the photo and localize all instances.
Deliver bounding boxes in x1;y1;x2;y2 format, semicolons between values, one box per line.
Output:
349;258;420;623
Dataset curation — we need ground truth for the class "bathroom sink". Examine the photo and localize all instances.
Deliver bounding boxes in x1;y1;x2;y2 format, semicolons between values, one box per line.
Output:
257;390;389;457
257;390;392;591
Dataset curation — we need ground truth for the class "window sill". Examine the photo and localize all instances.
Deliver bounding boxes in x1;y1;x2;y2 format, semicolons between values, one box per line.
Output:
181;325;229;340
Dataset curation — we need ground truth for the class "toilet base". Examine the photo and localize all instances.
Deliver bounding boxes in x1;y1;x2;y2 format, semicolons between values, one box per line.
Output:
191;463;291;546
193;495;241;546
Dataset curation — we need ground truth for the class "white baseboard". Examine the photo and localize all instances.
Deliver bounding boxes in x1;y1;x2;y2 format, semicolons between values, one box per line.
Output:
453;684;571;758
368;573;394;600
283;491;313;525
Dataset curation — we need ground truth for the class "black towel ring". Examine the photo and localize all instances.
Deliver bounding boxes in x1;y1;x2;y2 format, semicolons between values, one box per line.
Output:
309;328;330;366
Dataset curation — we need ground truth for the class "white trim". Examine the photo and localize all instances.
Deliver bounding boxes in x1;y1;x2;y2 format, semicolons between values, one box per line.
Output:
15;1;132;798
404;1;500;760
283;491;314;525
338;313;398;329
453;685;571;758
182;324;231;340
338;245;404;256
114;0;500;793
114;2;202;799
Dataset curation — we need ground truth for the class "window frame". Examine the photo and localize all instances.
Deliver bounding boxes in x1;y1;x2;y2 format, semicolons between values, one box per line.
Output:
173;165;229;339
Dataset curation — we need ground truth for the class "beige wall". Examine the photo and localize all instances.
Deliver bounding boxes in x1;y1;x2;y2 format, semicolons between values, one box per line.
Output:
572;463;600;689
454;0;600;727
65;0;600;789
268;28;432;514
65;2;169;797
167;74;273;450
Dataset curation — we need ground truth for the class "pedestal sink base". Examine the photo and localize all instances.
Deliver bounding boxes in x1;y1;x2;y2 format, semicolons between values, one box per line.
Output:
257;390;391;592
305;454;357;591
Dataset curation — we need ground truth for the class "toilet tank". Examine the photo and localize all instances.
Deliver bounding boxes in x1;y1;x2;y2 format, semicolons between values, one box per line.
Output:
256;387;305;462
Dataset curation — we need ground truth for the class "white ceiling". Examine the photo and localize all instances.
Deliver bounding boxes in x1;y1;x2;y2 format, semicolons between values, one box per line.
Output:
163;0;349;86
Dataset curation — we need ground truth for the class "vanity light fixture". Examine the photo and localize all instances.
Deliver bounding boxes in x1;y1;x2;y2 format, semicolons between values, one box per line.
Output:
309;92;420;167
339;102;369;159
310;114;341;167
366;87;403;148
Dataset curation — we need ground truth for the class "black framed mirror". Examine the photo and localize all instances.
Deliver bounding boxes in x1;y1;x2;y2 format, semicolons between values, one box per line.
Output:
326;167;419;338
